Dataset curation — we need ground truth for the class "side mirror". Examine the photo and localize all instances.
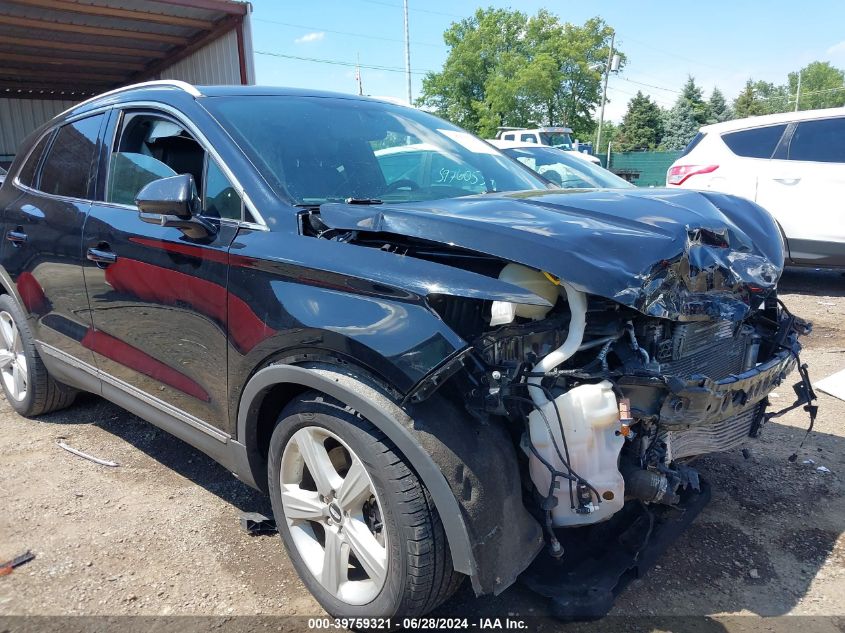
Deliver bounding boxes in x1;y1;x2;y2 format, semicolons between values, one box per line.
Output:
136;174;216;239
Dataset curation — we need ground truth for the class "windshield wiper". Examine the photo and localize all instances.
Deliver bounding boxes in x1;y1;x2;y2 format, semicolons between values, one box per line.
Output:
344;197;383;205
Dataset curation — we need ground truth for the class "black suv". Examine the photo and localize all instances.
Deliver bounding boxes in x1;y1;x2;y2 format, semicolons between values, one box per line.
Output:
0;81;812;619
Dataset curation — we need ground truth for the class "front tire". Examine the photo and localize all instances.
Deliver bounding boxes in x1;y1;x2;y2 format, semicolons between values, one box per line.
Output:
0;294;76;416
267;391;462;618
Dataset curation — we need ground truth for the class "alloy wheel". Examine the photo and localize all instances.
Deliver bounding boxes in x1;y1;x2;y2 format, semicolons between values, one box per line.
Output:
280;425;388;605
0;311;27;402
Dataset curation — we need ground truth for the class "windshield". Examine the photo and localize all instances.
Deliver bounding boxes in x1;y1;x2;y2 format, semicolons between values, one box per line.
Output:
502;146;634;189
539;132;573;149
204;96;548;205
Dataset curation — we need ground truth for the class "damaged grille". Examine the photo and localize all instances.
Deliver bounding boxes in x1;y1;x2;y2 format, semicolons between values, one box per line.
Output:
661;403;764;462
657;320;749;379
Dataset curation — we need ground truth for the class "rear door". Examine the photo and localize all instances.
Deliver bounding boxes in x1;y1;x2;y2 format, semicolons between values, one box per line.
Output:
755;117;845;266
1;113;106;369
82;107;241;434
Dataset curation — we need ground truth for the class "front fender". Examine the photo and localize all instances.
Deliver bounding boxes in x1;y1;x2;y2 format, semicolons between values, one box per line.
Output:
236;364;544;596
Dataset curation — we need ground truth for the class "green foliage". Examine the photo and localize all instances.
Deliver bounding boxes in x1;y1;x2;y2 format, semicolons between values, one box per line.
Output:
661;97;699;150
733;80;763;118
680;75;709;125
732;79;790;118
707;87;732;123
417;8;620;139
789;61;845;110
615;91;664;151
754;81;790;113
596;120;618;154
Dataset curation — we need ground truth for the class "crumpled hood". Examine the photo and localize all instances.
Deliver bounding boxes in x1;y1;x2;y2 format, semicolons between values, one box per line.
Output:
320;188;785;321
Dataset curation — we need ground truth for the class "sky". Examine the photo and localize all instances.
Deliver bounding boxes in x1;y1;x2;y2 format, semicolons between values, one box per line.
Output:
249;0;845;131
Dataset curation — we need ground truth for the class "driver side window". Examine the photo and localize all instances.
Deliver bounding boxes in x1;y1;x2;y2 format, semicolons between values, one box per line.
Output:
107;111;241;220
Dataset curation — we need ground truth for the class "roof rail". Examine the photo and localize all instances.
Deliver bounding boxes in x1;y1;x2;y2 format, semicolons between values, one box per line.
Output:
60;80;202;117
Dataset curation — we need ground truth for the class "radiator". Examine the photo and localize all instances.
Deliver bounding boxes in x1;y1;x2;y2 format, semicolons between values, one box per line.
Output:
658;320;749;380
661;403;764;462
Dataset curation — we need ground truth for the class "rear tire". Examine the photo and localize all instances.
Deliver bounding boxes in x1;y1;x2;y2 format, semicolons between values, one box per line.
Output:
267;390;463;618
0;294;77;416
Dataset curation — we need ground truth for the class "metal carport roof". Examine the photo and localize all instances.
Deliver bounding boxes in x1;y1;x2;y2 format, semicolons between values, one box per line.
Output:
0;0;250;100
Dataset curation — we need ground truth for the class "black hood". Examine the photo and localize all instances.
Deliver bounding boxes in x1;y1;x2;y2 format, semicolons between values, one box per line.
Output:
320;188;785;322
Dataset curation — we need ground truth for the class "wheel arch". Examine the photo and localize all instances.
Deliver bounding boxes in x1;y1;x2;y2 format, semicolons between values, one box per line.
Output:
0;266;22;303
236;362;479;582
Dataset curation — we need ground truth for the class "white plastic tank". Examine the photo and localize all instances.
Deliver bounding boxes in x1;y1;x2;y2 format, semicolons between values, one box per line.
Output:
496;263;558;321
528;380;625;526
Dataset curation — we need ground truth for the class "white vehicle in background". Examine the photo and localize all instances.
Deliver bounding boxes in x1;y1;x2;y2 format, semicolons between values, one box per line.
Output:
667;108;845;268
494;126;602;165
488;139;632;189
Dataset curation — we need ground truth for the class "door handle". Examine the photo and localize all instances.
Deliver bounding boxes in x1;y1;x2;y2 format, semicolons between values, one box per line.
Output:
86;246;117;267
6;230;27;246
773;177;801;185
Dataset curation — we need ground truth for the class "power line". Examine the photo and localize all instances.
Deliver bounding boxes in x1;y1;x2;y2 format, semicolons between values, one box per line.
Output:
616;35;737;74
358;0;464;19
255;50;435;75
620;77;682;95
253;18;442;48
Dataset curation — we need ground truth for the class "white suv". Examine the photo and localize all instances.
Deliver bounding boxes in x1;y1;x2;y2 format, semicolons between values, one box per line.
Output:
666;108;845;268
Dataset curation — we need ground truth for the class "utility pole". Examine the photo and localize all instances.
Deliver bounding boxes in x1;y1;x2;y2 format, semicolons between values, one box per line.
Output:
403;0;412;104
356;53;363;96
595;30;615;156
794;70;801;112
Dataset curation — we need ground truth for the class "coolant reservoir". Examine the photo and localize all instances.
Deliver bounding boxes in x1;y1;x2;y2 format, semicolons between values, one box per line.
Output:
497;263;559;321
528;380;625;526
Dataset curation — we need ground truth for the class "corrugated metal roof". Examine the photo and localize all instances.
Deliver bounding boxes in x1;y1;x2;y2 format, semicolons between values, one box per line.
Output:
0;1;254;158
0;0;248;98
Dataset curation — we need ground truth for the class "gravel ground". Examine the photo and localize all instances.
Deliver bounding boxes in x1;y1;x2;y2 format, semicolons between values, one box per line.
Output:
0;268;843;629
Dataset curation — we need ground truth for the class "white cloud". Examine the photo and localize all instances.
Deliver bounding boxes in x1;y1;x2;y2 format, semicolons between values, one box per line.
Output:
295;31;325;44
827;40;845;62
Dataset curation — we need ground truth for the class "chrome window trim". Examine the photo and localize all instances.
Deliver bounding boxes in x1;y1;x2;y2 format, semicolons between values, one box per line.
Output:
58;81;202;119
11;128;54;191
38;341;230;444
12;106;111;199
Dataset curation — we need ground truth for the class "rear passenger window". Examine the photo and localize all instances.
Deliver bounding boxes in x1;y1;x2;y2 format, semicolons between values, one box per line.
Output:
721;124;787;159
38;114;104;199
520;134;536;143
17;132;53;188
787;118;845;163
680;132;705;158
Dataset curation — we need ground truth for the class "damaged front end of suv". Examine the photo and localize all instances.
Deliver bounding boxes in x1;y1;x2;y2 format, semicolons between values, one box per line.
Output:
306;186;814;609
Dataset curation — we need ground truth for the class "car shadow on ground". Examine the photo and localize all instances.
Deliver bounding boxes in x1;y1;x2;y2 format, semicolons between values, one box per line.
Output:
34;391;273;518
780;268;845;298
31;393;845;626
431;419;844;624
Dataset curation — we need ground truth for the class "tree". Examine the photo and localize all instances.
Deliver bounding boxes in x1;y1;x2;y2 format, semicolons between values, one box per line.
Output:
417;9;621;139
417;8;529;135
680;75;709;125
615;91;664;151
788;61;845;110
707;87;732;123
661;97;699;150
733;80;762;118
595;120;618;155
753;80;790;114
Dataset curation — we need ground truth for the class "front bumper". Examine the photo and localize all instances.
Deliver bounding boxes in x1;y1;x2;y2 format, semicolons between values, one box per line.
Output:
657;347;797;427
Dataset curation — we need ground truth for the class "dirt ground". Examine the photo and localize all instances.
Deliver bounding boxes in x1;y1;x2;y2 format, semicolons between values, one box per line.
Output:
0;268;844;630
